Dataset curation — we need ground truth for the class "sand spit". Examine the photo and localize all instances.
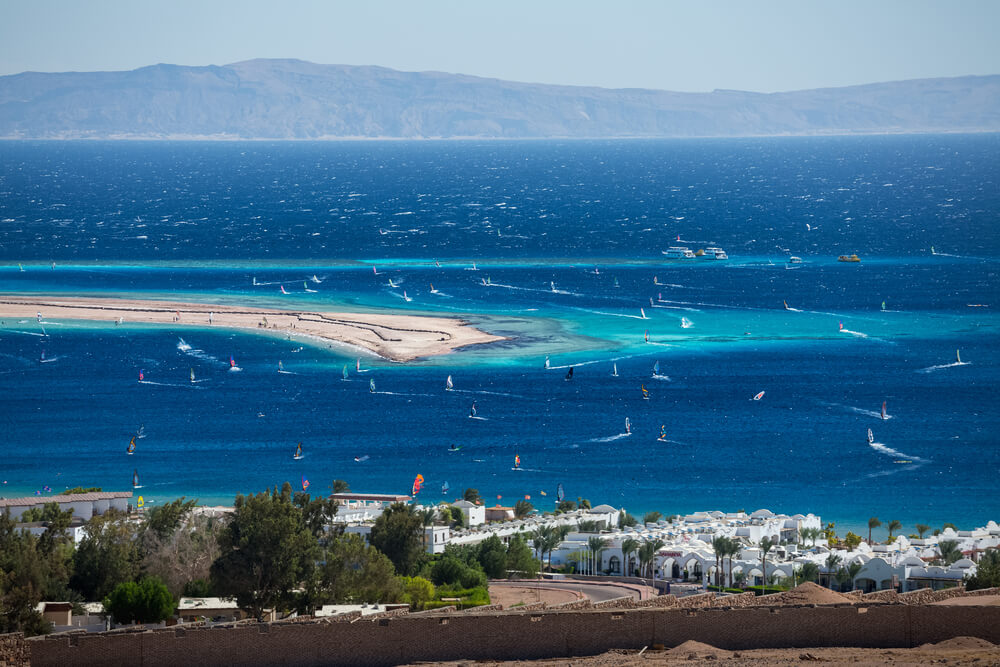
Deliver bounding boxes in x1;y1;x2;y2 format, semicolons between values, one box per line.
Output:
0;295;505;362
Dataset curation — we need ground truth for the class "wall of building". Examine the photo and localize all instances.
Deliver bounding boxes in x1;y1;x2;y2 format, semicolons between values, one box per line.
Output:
28;603;1000;667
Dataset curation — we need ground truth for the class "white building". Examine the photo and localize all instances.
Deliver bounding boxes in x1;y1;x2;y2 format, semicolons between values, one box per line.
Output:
0;491;133;521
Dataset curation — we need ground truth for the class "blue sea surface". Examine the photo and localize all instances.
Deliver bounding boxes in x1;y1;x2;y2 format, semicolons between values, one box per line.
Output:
1;137;998;536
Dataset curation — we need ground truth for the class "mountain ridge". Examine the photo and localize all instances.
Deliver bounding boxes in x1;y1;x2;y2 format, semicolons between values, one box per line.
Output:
1;59;998;139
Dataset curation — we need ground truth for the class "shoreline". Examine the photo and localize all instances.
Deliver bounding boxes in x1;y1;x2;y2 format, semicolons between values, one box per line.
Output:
0;295;505;362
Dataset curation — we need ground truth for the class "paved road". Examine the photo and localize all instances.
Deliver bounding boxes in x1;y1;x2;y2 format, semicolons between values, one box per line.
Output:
491;579;650;603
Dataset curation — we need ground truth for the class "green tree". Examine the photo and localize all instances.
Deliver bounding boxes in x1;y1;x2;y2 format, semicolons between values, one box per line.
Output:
643;511;662;525
723;537;741;587
842;531;862;550
759;537;775;587
331;479;350;494
368;503;425;576
293;491;339;539
103;577;174;625
71;510;141;601
637;539;665;580
942;522;957;532
620;537;640;577
0;510;59;635
823;553;843;589
513;500;534;520
401;576;434;610
143;497;197;540
822;522;838;546
711;536;727;587
315;533;403;605
915;523;930;539
799;561;820;583
577;497;591;510
576;520;600;533
587;536;609;575
556;500;577;513
63;487;101;495
430;556;486;589
965;549;1000;591
834;567;852;592
867;517;881;544
505;535;539;579
448;506;465;528
210;483;318;620
618;512;638;528
886;519;902;541
937;539;962;565
845;562;863;591
463;488;481;504
476;535;508;579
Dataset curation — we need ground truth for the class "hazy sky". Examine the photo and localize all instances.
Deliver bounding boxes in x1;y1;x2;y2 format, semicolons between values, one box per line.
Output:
2;0;997;92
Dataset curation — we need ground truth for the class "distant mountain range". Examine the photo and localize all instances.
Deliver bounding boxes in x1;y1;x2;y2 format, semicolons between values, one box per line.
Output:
1;59;998;139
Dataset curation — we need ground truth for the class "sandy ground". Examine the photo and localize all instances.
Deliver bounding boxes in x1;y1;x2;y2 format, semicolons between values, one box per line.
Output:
404;637;1000;666
488;585;583;608
932;594;1000;606
0;295;504;362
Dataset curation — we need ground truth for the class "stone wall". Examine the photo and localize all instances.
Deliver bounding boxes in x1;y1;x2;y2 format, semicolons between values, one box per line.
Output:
674;592;716;608
634;594;677;608
713;592;757;608
898;587;964;605
862;589;900;603
0;633;28;667
591;597;635;609
27;604;1000;667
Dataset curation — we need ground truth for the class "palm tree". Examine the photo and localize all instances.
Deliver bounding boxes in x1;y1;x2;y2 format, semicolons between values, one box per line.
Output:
529;526;553;563
886;519;902;541
799;561;820;583
824;553;843;589
620;537;640;577
937;539;962;565
915;523;930;539
637;539;665;580
418;507;436;550
867;517;881;544
759;537;775;587
643;511;662;525
711;536;728;587
331;479;351;494
834;567;852;592
845;562;863;591
724;537;740;587
587;536;609;575
514;500;534;520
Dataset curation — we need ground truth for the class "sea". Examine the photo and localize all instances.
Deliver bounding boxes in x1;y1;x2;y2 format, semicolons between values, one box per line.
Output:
1;136;998;537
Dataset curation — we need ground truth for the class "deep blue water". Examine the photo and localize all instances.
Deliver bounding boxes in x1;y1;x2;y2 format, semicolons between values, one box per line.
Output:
1;137;998;537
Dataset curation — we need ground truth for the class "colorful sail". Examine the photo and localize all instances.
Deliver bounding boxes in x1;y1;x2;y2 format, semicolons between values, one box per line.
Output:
470;401;477;417
294;442;303;459
229;355;236;368
356;358;361;372
641;384;649;400
369;378;376;393
625;417;631;434
514;454;521;468
556;483;565;502
783;300;789;310
881;301;886;311
881;401;887;420
132;469;139;488
280;285;288;294
127;436;136;455
301;475;309;491
640;307;646;319
446;375;453;391
644;330;649;343
138;369;144;382
411;474;424;495
753;391;765;401
278;360;284;372
659;425;667;440
441;481;450;494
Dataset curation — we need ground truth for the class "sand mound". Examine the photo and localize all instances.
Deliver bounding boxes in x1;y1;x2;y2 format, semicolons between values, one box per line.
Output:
763;581;854;606
919;636;996;651
667;640;731;657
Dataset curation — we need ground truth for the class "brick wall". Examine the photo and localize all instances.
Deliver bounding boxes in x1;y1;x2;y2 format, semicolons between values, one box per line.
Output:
0;632;28;667
27;602;1000;667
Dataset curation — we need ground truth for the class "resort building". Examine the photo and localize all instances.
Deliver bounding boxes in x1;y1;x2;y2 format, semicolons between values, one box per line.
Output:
0;491;133;521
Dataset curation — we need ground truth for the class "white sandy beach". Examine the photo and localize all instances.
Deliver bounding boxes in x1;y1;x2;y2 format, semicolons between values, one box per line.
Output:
0;295;504;362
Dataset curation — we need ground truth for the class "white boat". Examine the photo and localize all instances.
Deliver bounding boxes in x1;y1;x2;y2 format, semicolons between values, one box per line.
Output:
702;247;728;260
788;256;803;264
663;246;696;259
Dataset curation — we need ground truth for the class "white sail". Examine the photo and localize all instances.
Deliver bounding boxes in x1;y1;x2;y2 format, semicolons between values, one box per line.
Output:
446;375;453;390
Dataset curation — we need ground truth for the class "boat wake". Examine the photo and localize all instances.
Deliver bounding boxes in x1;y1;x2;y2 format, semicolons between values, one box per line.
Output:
869;440;926;463
8;330;47;337
589;432;631;443
468;415;488;421
839;328;868;338
650;304;700;312
177;341;228;366
228;366;242;372
450;388;524;399
138;380;199;388
39;355;61;363
650;373;671;381
573;308;649;320
918;361;970;373
818;401;892;420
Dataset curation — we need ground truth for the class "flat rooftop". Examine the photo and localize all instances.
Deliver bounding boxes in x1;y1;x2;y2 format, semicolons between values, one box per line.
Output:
0;491;133;508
